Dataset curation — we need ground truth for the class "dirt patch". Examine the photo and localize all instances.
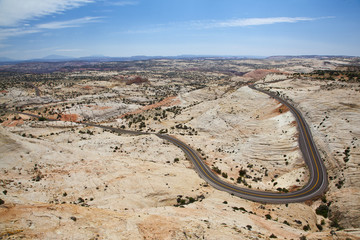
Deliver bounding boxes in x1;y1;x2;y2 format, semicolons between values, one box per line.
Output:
126;76;149;85
289;185;301;192
1;119;24;127
137;215;180;240
0;203;130;239
243;69;283;80
274;104;290;115
60;114;79;122
304;199;315;206
82;85;92;90
258;102;290;120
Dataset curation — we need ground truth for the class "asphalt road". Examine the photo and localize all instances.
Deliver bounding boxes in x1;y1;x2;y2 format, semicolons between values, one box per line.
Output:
8;85;328;203
158;85;328;203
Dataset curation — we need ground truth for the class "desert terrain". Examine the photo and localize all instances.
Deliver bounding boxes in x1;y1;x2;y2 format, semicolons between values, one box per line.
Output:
1;57;360;239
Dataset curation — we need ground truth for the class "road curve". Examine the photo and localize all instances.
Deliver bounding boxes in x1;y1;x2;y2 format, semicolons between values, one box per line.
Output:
157;85;328;203
6;85;328;203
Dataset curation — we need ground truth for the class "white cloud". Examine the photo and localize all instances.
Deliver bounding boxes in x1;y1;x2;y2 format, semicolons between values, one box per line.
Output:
193;17;321;29
0;27;41;48
0;0;93;27
123;16;329;35
0;16;101;48
0;27;41;41
37;16;102;29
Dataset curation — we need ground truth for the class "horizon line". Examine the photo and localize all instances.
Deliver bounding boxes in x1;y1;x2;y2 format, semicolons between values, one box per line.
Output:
1;54;359;62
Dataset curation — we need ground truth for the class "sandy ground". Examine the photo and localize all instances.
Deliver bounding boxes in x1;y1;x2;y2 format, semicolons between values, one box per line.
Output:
1;59;360;239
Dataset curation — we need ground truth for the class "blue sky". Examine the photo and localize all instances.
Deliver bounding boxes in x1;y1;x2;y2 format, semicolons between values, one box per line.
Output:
0;0;359;59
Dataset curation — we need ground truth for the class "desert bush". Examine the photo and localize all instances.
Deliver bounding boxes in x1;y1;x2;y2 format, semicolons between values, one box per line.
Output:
239;168;246;177
303;224;310;231
316;204;329;218
212;166;221;174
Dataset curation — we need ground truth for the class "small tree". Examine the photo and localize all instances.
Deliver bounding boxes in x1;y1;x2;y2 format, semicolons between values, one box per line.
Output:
315;204;329;218
316;224;323;231
303;224;310;231
236;177;242;183
212;166;221;174
139;122;146;129
239;168;247;177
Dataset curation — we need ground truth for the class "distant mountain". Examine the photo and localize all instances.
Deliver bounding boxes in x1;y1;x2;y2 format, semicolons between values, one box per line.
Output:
1;54;357;66
77;55;113;61
0;57;15;62
41;55;72;60
266;55;358;60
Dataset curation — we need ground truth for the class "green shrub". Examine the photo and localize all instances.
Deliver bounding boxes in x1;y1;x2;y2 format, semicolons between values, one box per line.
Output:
212;166;221;174
239;169;246;177
315;204;329;218
303;224;310;231
316;224;323;231
283;220;290;226
330;219;342;230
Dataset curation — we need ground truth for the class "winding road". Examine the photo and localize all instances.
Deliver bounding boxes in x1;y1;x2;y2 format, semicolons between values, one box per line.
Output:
7;84;328;203
157;85;328;203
